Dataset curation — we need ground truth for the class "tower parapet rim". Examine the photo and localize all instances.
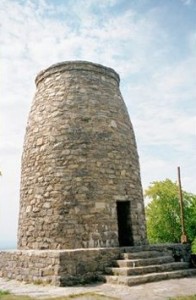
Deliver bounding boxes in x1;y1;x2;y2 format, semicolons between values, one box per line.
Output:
35;61;120;86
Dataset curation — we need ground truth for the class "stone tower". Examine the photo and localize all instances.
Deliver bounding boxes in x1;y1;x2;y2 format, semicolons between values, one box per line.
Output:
17;61;147;250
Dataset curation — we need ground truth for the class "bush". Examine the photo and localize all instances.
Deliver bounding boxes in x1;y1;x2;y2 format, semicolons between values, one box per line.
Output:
191;238;196;254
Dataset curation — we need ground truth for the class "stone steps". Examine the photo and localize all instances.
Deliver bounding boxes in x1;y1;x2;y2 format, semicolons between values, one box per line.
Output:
115;255;174;267
106;268;196;286
121;250;173;260
120;245;174;253
104;249;196;286
106;262;189;276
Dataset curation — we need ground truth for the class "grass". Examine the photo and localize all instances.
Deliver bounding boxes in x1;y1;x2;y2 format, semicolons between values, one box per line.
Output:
169;296;196;300
0;295;32;300
0;290;119;300
0;290;32;300
0;291;10;295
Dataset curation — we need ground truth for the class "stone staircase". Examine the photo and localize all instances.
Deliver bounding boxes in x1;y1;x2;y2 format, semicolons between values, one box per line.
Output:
105;248;196;286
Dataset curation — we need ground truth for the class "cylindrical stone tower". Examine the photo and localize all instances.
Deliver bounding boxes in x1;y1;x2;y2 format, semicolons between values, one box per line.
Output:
17;61;147;250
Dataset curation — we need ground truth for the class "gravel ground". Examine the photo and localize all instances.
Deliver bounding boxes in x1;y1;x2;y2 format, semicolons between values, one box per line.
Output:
0;277;196;300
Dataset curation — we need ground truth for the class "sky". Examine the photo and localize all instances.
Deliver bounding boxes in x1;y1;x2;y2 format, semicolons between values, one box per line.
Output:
0;0;196;248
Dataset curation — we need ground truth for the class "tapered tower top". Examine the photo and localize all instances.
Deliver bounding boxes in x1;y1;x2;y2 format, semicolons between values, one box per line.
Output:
35;61;120;87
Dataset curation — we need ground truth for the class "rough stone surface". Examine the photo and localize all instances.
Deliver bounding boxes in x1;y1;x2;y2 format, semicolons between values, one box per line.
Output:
1;276;196;300
17;61;147;250
0;248;119;286
0;244;192;286
105;244;195;287
1;62;193;289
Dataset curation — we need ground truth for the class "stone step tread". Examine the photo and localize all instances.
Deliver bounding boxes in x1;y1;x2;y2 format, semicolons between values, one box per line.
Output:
121;250;172;259
115;255;174;267
121;245;174;253
106;262;189;276
110;261;189;271
105;268;196;286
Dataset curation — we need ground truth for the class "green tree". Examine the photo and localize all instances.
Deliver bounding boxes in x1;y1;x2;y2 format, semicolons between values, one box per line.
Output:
145;179;196;244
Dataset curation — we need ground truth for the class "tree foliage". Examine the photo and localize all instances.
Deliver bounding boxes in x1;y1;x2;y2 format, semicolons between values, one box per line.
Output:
145;179;196;244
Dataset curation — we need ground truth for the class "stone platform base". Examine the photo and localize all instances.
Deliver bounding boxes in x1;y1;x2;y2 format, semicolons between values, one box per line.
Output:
0;248;120;286
0;244;191;286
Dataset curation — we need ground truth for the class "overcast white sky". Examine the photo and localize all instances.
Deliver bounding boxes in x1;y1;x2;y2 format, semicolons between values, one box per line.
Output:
0;0;196;248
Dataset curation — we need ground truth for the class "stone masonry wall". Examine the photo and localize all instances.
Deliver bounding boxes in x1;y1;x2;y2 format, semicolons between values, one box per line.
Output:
0;248;120;286
17;61;147;250
0;244;191;286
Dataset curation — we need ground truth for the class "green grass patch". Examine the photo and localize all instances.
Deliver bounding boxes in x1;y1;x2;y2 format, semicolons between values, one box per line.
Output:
169;295;196;300
0;290;10;296
0;290;33;300
0;295;32;300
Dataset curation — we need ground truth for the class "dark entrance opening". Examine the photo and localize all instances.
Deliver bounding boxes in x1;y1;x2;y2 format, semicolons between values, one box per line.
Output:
116;201;133;246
